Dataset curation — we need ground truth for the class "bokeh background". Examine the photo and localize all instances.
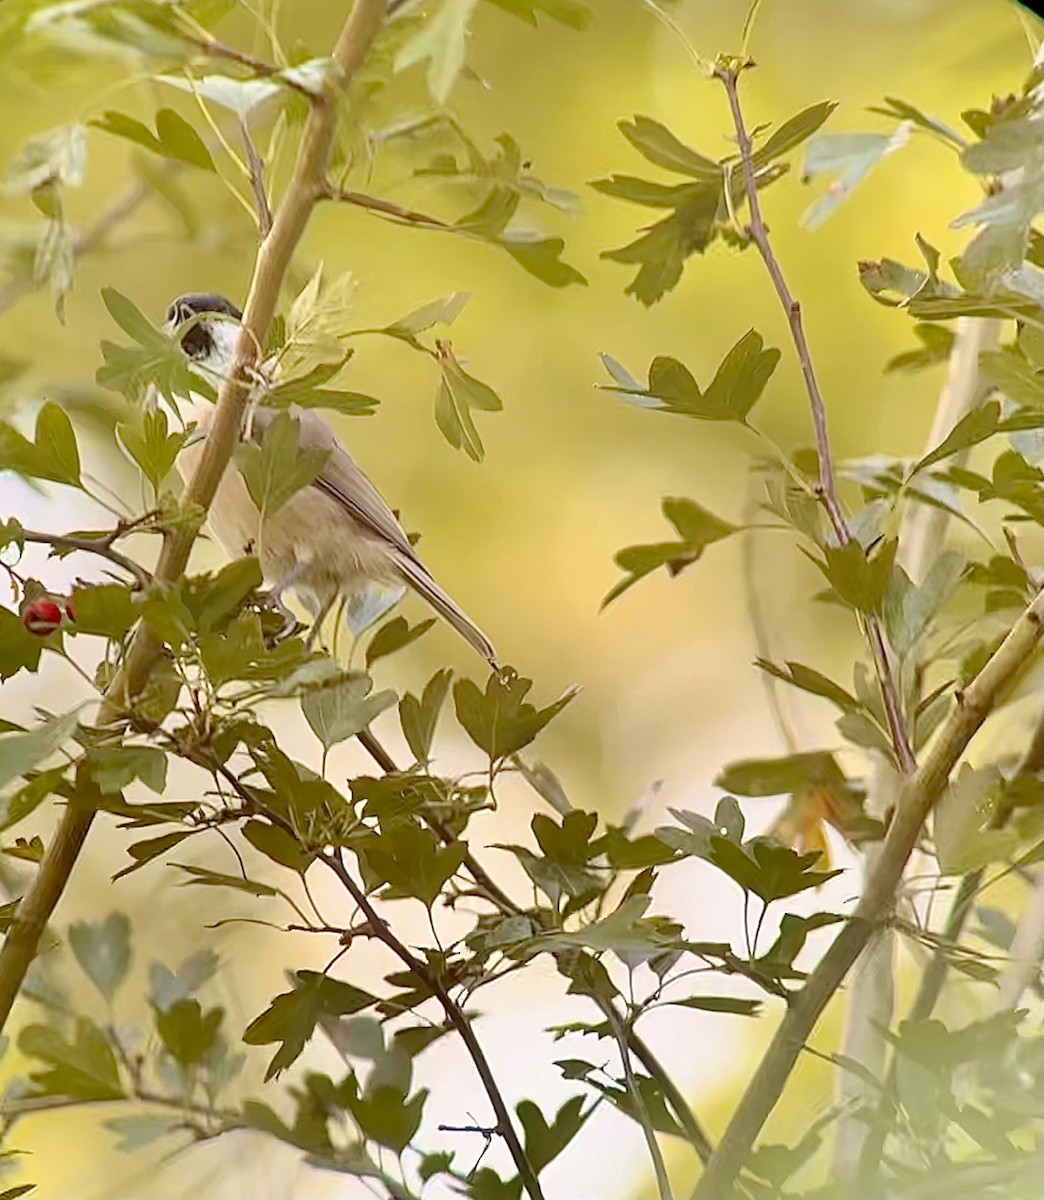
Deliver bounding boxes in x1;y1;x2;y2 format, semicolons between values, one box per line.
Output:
0;0;1039;1196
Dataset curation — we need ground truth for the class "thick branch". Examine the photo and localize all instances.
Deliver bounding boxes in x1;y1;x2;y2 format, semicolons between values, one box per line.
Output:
0;0;388;1039
691;588;1044;1200
717;62;914;775
320;850;546;1200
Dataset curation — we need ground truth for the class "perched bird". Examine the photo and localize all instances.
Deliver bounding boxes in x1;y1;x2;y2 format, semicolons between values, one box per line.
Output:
166;292;498;667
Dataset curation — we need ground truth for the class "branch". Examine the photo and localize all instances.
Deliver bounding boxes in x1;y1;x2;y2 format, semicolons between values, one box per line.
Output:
19;528;153;589
355;728;714;1161
607;1007;674;1200
716;61;914;776
321;184;451;229
833;313;1002;1176
691;587;1044;1200
0;180;151;317
240;119;273;237
0;0;389;1039
320;850;546;1200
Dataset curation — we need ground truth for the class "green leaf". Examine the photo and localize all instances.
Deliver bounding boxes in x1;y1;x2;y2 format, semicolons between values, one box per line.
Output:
617;116;722;180
243;970;376;1080
395;0;478;103
173;863;278;897
751;101;838;167
0;711;79;792
84;745;167;794
434;343;503;462
148;949;219;1012
69;583;138;640
301;672;396;750
0;605;43;680
361;822;467;907
236;411;330;520
801;124;912;228
385;292;470;336
242;818;313;874
604;495;736;606
68;912;132;1003
814;537;897;613
716;750;846;797
498;233;587;288
666;994;762;1016
104;1115;180;1151
184;557;263;631
517;1095;589;1174
707;837;841;903
33;403;81;486
343;1081;428;1155
607;330;780;422
117;406;187;490
366;616;435;667
19;1020;123;1100
935;765;1019;874
91;109;215;172
97;288;215;406
485;0;590;28
3;125;86;193
914;401;1002;473
399;669;453;762
754;659;859;712
113;830;195;881
454;670;576;760
154;999;223;1065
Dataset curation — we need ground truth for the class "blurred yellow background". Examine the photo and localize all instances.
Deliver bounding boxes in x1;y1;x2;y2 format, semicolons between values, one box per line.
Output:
0;0;1038;1196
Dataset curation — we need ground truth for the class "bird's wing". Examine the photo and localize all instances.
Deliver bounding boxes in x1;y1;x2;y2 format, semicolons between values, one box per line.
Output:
245;404;421;563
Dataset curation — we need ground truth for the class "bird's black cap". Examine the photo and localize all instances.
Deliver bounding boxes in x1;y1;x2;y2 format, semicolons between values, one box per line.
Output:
166;292;242;359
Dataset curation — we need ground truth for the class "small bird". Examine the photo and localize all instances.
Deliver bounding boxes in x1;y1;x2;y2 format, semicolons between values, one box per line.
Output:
166;292;498;668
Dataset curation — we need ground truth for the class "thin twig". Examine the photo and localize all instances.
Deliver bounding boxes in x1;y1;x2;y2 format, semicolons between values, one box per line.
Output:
607;1006;674;1200
320;849;546;1200
0;0;390;1040
20;528;154;589
715;61;915;776
321;184;451;229
240;119;273;237
691;588;1044;1200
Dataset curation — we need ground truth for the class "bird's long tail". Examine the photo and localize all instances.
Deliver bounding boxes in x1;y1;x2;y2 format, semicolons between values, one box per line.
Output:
391;551;498;669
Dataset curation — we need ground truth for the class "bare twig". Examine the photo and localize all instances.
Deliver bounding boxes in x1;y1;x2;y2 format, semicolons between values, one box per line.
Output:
0;0;389;1039
240;119;273;237
320;849;546;1200
715;60;915;776
19;528;154;589
321;184;450;229
607;1006;674;1200
691;587;1044;1199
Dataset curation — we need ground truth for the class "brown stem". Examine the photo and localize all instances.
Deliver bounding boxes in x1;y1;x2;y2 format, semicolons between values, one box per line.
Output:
321;184;450;229
0;0;388;1040
20;528;153;589
717;62;915;775
240;119;273;237
320;850;546;1200
690;589;1044;1199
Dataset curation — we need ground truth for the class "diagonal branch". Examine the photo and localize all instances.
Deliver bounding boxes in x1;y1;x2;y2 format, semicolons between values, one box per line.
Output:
691;587;1044;1199
319;848;546;1200
0;0;389;1039
716;60;914;776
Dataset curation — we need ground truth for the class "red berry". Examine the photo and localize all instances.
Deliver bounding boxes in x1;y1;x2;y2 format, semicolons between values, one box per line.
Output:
23;597;63;636
64;597;75;622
